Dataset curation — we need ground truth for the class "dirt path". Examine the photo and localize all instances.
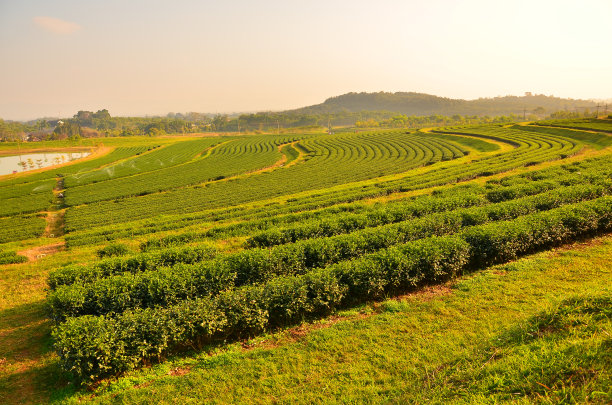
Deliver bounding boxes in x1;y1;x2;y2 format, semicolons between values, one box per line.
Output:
43;209;66;239
44;177;67;237
17;177;68;263
16;242;64;262
0;146;94;156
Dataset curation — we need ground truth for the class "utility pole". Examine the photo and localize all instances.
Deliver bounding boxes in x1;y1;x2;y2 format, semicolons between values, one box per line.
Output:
237;118;240;134
595;104;601;118
523;107;526;121
276;119;280;135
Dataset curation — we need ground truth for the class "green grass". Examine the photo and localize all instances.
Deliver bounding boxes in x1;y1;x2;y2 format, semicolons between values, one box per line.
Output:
421;295;611;404
53;235;611;404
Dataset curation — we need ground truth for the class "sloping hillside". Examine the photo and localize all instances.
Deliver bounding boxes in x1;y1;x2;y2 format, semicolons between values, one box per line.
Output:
287;91;598;116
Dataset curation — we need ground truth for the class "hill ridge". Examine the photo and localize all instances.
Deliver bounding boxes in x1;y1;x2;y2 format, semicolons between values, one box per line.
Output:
285;91;599;116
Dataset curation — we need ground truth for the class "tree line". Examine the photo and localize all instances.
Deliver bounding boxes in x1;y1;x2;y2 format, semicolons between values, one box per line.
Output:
1;107;609;142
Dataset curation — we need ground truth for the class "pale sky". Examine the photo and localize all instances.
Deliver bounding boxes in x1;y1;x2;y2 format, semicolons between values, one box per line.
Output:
1;0;611;121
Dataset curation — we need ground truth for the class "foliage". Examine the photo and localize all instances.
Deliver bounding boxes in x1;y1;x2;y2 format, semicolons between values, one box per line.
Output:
290;91;599;117
47;183;611;321
64;127;581;231
514;123;612;149
0;215;46;243
0;118;610;385
63;139;219;187
0;250;28;265
96;243;130;258
53;121;82;140
63;135;305;206
51;196;612;381
48;244;217;292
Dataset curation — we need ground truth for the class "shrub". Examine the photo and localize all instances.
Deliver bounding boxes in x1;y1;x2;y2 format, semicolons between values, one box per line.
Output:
52;196;612;382
48;244;217;290
96;243;129;258
48;185;610;320
0;251;28;265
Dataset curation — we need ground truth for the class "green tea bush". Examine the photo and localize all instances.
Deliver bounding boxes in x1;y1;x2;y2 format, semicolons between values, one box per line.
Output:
96;243;130;258
52;195;612;382
47;184;611;321
0;251;28;265
48;244;217;290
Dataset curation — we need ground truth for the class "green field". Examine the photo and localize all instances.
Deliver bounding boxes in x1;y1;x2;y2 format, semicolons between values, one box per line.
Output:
0;119;611;404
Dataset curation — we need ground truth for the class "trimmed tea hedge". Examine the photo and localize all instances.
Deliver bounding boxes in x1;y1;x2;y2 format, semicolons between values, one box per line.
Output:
0;250;28;265
52;196;612;382
48;244;217;290
48;185;610;321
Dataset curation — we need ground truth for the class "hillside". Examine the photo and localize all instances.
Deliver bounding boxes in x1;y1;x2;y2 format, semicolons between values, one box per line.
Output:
286;91;599;116
0;119;611;403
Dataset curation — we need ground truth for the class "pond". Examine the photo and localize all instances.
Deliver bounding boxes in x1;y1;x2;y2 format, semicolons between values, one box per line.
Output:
0;151;91;176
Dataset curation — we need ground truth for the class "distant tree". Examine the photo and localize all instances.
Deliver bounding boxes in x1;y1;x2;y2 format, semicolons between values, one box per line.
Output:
146;127;166;137
93;109;111;120
95;120;114;131
36;120;49;130
53;121;82;140
120;127;137;137
212;115;229;131
355;118;380;128
74;111;93;126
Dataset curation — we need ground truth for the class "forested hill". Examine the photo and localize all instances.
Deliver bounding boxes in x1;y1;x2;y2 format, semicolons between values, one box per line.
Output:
286;92;599;116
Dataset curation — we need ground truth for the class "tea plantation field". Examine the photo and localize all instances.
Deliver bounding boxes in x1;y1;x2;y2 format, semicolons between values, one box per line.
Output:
0;119;611;404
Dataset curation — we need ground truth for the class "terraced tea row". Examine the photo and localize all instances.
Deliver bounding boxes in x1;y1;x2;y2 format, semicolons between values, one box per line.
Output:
0;178;56;199
52;195;612;381
50;155;612;300
59;129;465;246
63;135;307;206
65;136;606;248
513;125;612;149
0;146;153;188
63;126;583;235
533;118;612;133
35;119;611;382
64;137;224;187
0;215;46;243
0;249;28;265
61;131;470;231
134;154;612;252
48;182;611;321
0;146;154;218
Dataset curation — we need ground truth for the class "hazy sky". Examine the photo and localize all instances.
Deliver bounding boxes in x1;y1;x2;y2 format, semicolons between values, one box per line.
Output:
1;0;611;120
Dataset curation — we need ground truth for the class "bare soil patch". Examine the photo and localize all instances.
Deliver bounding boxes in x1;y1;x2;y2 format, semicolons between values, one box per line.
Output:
17;242;64;262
